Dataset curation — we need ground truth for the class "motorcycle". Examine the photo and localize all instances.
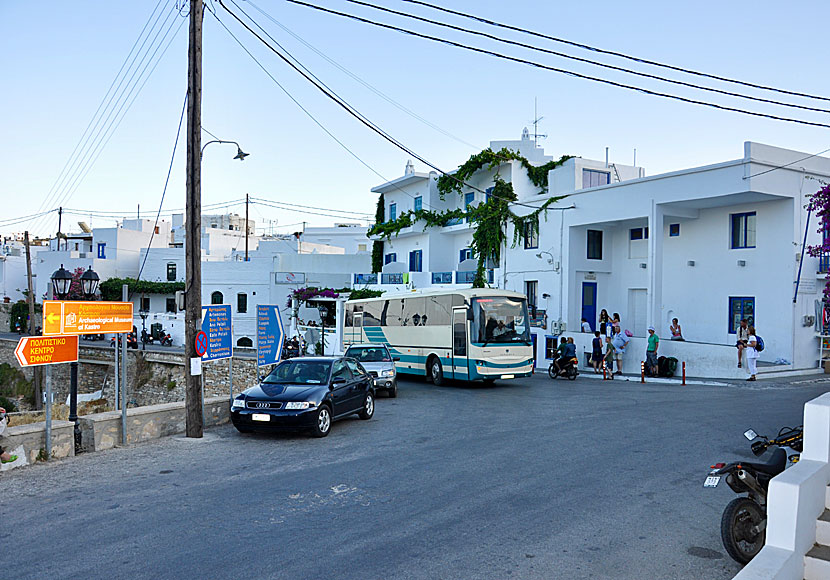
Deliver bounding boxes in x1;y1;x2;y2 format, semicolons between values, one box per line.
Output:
111;333;139;349
548;356;579;380
704;425;803;564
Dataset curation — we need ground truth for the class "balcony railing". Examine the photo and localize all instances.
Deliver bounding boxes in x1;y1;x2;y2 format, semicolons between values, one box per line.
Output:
432;272;453;284
381;273;405;285
353;273;378;285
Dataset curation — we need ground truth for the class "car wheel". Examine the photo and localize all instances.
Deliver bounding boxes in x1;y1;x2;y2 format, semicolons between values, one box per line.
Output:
311;405;332;437
430;357;444;386
358;393;374;420
387;384;398;398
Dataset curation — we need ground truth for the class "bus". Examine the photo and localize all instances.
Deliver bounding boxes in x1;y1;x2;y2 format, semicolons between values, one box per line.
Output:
344;288;534;384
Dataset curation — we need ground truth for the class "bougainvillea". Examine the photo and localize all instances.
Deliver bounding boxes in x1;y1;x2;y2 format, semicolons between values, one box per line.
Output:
287;287;341;308
806;183;830;300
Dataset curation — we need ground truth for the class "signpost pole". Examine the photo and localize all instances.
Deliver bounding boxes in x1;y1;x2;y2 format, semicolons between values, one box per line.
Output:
45;285;53;459
121;284;128;445
114;337;119;411
229;356;233;402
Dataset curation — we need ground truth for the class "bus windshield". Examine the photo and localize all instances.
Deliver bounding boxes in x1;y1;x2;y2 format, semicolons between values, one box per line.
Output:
471;297;531;344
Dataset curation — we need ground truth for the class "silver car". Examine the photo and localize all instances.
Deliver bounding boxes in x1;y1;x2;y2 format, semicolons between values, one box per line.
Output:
344;344;399;398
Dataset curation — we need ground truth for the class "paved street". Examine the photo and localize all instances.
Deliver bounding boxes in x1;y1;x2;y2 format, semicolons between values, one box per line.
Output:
2;372;828;579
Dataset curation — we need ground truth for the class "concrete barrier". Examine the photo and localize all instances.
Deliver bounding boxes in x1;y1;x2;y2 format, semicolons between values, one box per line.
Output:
79;396;230;452
733;392;830;579
0;420;75;467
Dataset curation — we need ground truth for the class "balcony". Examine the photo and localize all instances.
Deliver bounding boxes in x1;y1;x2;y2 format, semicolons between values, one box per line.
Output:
455;270;494;284
381;273;405;285
432;272;453;284
353;273;378;285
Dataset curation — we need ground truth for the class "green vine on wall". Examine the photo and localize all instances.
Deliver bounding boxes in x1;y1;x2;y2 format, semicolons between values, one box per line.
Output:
369;148;570;287
99;278;185;301
371;193;385;273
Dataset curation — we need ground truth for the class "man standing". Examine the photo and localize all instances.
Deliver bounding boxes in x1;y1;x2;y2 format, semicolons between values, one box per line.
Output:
646;326;659;376
612;330;630;375
736;319;749;368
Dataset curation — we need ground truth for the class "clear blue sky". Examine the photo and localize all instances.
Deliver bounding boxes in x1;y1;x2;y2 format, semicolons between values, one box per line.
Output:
2;0;829;238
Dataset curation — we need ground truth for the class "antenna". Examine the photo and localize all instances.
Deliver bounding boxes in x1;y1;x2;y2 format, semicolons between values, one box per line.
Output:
530;97;547;146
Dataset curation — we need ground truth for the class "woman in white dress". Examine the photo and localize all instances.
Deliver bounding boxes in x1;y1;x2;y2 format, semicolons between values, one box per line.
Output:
745;326;759;381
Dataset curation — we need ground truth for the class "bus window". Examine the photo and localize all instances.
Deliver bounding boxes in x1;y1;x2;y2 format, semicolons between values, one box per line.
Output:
472;297;530;344
345;304;353;327
363;302;382;327
402;297;426;326
426;295;452;326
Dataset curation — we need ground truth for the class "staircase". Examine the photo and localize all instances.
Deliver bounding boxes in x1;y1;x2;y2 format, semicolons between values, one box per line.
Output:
804;485;830;579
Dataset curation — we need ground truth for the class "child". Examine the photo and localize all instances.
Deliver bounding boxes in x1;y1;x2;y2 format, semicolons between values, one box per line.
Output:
604;336;617;379
591;331;603;373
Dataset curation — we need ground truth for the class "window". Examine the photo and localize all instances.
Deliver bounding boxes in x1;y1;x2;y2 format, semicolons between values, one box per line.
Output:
409;249;423;272
166;262;177;281
545;336;557;360
237;293;247;313
331;360;352;382
525;281;538;315
389;203;397;221
414;196;422;212
166;298;176;313
237;337;253;347
731;212;756;249
821;224;830;273
522;217;539;249
402;297;426;326
629;227;649;240
211;291;223;305
583;169;610;188
425;295;452;326
669;223;680;237
140;296;150;311
384;253;397;265
97;242;106;259
587;230;603;260
345;358;368;378
729;297;755;333
459;248;473;263
465;192;475;222
485;187;493;204
358;243;367;252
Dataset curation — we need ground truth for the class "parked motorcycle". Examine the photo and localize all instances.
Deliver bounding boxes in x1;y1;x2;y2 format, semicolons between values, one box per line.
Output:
548;356;579;380
110;333;139;349
704;426;803;564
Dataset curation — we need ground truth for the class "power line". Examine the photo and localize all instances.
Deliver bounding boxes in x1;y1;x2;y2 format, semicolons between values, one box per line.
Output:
286;0;830;130
402;0;830;104
250;196;371;217
251;199;371;221
346;0;830;115
743;147;830;180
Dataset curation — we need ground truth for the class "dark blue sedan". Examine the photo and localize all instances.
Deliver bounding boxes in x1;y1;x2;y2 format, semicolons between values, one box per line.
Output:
230;357;375;437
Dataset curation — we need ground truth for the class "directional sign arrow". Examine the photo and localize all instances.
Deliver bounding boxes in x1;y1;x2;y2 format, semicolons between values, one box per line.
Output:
14;337;29;366
45;312;61;324
14;335;79;367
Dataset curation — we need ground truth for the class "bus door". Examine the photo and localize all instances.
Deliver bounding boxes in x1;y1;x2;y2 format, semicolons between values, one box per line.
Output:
451;308;468;379
353;312;363;342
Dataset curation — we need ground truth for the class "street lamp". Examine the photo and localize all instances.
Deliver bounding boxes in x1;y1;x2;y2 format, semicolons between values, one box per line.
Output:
317;304;329;356
138;302;149;351
51;265;99;452
200;139;249;161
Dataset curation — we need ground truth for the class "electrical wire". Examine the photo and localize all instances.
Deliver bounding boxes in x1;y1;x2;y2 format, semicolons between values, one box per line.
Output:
346;0;830;115
286;0;830;130
249;196;371;217
401;0;830;104
251;198;371;221
743;147;830;180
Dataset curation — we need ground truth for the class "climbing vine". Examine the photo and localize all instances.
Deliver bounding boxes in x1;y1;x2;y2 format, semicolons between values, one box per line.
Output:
371;193;385;273
369;148;570;287
806;183;830;300
100;278;185;301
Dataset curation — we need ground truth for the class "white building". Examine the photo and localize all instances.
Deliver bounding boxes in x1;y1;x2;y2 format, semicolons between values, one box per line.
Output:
1;238;48;302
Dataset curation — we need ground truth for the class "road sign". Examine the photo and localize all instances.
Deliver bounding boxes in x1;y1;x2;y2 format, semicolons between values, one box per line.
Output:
14;335;79;367
200;304;232;361
194;331;208;357
257;305;284;367
43;300;133;336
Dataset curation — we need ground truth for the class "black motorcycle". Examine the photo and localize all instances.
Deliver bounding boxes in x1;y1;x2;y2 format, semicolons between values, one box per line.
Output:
548;356;578;380
704;426;803;564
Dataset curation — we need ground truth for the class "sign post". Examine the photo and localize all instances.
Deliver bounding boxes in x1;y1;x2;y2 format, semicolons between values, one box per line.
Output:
257;305;285;367
14;336;79;367
200;304;233;400
43;300;133;335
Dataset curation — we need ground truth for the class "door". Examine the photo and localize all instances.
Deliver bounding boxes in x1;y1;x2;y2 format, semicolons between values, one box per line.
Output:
451;308;468;380
581;282;597;331
330;360;357;415
353;312;363;343
628;289;647;336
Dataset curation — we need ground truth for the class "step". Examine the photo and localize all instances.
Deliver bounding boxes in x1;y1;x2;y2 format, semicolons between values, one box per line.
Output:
804;543;830;580
816;510;830;546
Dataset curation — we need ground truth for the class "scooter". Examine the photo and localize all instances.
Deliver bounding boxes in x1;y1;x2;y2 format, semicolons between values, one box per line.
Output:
548;356;579;380
704;426;803;564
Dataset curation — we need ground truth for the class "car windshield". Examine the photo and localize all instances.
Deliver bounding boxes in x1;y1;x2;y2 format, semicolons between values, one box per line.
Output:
344;346;392;363
263;360;331;385
471;297;531;344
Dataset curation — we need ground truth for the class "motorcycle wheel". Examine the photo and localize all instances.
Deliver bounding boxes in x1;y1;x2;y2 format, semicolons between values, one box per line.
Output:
548;363;557;379
568;368;578;380
721;497;765;564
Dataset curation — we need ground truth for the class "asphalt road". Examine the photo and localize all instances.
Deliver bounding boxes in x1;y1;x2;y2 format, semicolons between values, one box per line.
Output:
2;372;828;579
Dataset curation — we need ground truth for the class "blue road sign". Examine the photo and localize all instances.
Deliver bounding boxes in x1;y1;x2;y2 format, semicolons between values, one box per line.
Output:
201;304;233;361
257;305;284;367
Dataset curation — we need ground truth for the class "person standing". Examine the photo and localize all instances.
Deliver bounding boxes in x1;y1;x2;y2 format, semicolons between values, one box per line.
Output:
611;329;630;375
646;326;659;376
599;309;610;337
604;336;616;379
611;313;621;336
736;319;749;368
745;326;760;381
591;331;603;373
670;318;684;341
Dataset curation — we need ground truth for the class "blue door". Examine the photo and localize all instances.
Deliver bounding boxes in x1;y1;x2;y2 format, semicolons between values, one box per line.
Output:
581;282;597;331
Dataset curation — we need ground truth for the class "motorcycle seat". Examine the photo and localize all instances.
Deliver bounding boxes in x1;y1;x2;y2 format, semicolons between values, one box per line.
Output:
741;447;787;476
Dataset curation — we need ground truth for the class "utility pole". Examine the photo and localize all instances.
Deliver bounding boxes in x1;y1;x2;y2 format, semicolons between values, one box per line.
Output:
24;231;42;409
245;193;249;262
184;0;204;438
57;207;62;250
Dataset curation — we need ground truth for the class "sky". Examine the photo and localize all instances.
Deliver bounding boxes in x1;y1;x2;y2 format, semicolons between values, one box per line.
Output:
2;0;829;239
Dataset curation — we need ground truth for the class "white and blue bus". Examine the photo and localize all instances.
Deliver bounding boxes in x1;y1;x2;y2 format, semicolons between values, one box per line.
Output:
344;288;534;384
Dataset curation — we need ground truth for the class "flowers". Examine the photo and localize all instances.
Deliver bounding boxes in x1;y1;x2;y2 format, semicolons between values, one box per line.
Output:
806;184;830;300
287;287;341;308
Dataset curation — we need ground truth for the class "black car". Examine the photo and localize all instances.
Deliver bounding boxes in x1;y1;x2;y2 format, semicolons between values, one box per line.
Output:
231;356;375;437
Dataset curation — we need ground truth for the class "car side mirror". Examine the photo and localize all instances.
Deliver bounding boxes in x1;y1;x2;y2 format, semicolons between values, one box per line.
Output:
331;377;347;387
393;357;400;362
259;375;265;382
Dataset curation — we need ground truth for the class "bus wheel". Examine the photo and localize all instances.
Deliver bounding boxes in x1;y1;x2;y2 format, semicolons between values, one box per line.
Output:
430;358;444;386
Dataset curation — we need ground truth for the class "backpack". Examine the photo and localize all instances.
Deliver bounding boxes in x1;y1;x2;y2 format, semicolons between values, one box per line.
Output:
755;336;764;352
664;357;678;377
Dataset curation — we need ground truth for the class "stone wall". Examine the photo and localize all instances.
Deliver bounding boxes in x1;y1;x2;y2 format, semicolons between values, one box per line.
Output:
0;338;264;409
0;420;75;466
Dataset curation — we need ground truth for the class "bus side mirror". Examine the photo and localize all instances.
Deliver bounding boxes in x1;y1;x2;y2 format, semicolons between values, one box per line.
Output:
467;309;474;321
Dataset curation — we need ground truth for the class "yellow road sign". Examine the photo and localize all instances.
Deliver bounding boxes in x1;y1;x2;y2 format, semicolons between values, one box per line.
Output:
43;301;133;335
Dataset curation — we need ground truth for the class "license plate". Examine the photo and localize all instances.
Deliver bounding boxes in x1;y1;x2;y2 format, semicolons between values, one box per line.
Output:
501;374;514;379
703;475;721;488
251;413;270;422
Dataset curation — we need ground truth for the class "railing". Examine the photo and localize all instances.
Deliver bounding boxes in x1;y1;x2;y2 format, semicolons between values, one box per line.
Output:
381;273;405;285
432;272;452;284
455;270;494;284
353;273;378;285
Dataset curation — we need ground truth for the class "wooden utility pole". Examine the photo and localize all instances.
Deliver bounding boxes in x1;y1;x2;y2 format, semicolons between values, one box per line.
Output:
184;0;204;438
57;207;62;250
23;231;42;409
245;193;249;262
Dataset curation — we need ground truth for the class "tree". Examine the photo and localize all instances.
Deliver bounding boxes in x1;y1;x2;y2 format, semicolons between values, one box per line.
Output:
371;193;385;273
